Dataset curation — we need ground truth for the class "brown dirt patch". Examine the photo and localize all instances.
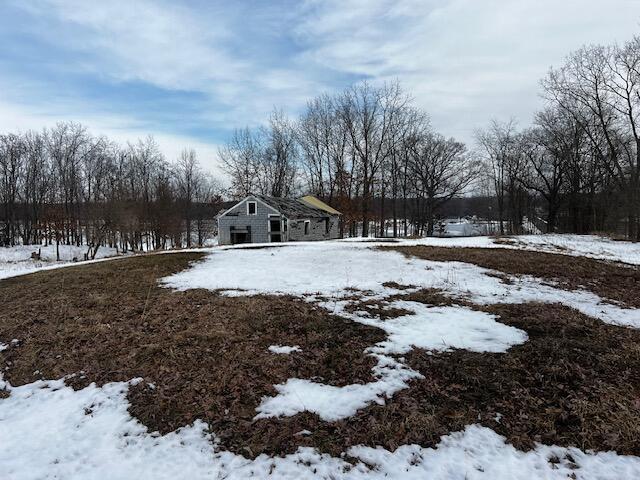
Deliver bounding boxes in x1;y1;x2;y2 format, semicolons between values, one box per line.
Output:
381;281;416;290
246;301;640;457
389;245;640;308
341;288;456;321
399;302;640;455
342;298;414;320
0;254;383;454
1;252;640;458
392;288;459;307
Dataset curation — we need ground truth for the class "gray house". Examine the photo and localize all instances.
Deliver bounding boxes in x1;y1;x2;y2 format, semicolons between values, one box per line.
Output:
217;195;341;245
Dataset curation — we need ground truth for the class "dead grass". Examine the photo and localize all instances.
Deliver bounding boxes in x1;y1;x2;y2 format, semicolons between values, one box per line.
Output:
342;288;455;321
0;254;383;454
388;245;640;308
239;300;640;457
401;302;640;455
1;250;639;458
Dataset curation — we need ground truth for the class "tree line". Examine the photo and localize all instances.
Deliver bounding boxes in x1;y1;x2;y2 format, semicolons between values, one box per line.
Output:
221;34;640;241
3;33;639;249
0;123;222;256
477;34;640;240
220;82;479;237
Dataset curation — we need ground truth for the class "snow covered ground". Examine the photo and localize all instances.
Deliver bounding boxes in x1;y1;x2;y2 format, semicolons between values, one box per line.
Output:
340;234;640;265
160;239;640;435
268;345;301;354
254;303;527;422
0;244;120;280
165;239;640;477
2;235;640;478
1;375;638;480
491;234;640;265
164;241;640;328
0;234;637;283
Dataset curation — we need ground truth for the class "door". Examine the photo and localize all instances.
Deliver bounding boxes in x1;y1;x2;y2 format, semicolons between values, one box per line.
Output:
269;219;282;242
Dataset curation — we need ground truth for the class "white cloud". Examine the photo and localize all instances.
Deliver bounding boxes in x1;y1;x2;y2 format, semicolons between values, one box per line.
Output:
3;0;640;159
10;0;325;130
294;0;640;141
19;0;244;90
0;98;225;177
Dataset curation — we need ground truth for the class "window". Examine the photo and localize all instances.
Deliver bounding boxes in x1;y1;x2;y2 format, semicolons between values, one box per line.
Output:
269;219;281;232
247;201;257;215
304;220;310;235
324;218;330;234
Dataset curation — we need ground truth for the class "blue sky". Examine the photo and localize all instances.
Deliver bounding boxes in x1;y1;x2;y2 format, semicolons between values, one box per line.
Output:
1;0;640;173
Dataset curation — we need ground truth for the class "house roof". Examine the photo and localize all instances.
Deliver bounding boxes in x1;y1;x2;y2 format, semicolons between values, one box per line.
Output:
299;195;342;215
256;195;336;219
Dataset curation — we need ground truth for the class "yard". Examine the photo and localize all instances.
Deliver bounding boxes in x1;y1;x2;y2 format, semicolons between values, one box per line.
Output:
1;236;640;479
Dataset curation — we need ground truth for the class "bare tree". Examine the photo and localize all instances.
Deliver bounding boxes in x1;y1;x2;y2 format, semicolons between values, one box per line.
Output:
218;128;261;199
338;81;410;237
543;40;640;240
517;107;580;232
0;134;24;246
21;131;50;245
476;120;523;234
260;110;299;197
176;149;202;247
298;94;349;202
409;132;478;235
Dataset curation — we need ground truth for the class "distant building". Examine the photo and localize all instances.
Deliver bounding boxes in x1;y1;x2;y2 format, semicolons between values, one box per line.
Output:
217;194;341;245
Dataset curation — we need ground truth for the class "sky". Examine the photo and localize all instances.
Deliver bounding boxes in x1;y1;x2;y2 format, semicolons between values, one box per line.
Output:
1;0;639;174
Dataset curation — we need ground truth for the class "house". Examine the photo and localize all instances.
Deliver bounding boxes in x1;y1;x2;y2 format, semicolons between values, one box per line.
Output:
217;194;341;245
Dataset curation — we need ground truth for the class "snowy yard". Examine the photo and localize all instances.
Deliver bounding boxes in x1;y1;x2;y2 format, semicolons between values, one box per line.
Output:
0;244;120;280
1;235;640;479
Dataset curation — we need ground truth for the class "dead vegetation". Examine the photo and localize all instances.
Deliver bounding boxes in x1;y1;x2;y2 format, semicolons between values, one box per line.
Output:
0;254;383;452
1;249;639;458
402;302;640;456
389;245;640;308
236;300;640;457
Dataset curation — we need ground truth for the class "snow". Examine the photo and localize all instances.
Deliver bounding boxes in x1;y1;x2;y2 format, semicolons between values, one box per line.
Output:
162;241;640;328
0;244;120;280
1;375;639;479
164;243;538;421
340;233;640;265
440;221;482;237
351;302;528;355
493;234;640;265
255;354;422;421
347;425;640;480
256;303;527;421
161;239;639;423
3;234;636;283
202;237;219;247
1;234;637;285
3;234;640;477
268;345;301;354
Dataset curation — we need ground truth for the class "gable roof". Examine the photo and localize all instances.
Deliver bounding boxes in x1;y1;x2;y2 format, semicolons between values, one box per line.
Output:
299;195;342;215
256;195;331;219
217;194;341;220
216;195;280;219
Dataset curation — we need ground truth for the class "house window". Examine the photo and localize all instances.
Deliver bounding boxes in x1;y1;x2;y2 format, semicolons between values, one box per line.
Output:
247;201;257;215
324;218;330;234
269;219;281;232
304;220;310;235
